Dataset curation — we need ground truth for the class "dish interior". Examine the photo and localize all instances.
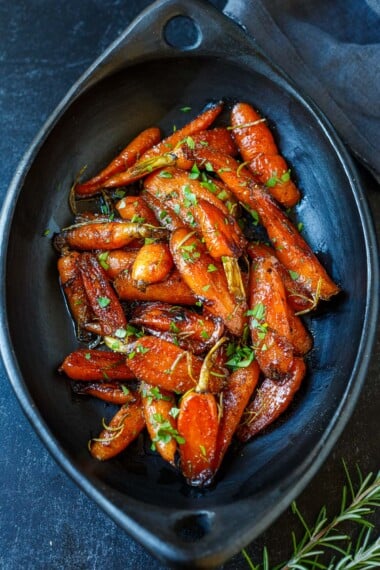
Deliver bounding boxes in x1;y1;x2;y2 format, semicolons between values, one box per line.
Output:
5;56;367;510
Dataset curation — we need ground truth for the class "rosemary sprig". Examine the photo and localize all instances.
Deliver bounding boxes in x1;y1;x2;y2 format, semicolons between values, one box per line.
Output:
242;462;380;570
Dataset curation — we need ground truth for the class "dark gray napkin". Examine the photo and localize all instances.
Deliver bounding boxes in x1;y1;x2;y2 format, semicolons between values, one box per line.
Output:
223;0;380;182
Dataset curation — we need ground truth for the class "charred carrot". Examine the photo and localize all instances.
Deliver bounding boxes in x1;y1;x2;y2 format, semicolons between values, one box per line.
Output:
114;267;196;305
130;302;224;355
59;349;135;381
72;382;135;404
105;336;226;394
100;102;224;188
78;253;127;336
177;338;226;486
57;251;94;338
230;102;300;207
141;382;179;465
98;249;137;279
61;220;167;251
89;394;145;460
213;360;260;472
248;244;313;355
183;146;340;303
115;195;160;226
237;357;306;442
75;127;161;196
170;228;247;336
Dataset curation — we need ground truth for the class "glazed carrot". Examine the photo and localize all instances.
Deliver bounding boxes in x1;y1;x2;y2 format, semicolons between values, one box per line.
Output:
99;249;137;279
61;220;167;251
246;242;314;313
131;243;173;288
101;101;224;188
142;192;183;232
75;127;161;196
213;361;260;472
59;349;135;381
144;167;231;217
248;249;296;378
247;243;313;355
72;382;135;404
115;195;159;226
78;253;127;336
89;394;145;460
140;382;179;465
114;268;196;305
117;336;226;394
193;198;246;259
237;357;306;442
130;302;224;355
170;228;247;336
177;390;218;486
177;338;227;486
230;102;300;207
184;146;340;302
57;251;94;336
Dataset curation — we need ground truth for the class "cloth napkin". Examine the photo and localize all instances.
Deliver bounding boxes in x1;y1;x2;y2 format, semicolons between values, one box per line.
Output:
223;0;380;182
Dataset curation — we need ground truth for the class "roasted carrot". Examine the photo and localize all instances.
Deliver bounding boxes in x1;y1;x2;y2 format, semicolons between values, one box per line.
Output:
72;382;135;404
177;338;226;486
247;243;313;355
237;357;306;442
78;253;127;336
142;192;183;232
75;127;161;196
170;228;247;336
61;220;167;251
131;243;173;288
130;302;224;355
57;251;94;337
184;146;340;303
59;349;135;381
230;102;300;207
100;101;224;188
114;336;226;394
115;195;160;226
141;382;179;465
213;360;260;472
114;267;196;305
89;394;145;460
144;167;231;217
99;249;137;279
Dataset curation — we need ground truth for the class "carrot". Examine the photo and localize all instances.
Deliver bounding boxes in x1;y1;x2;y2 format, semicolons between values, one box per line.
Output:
183;145;340;303
120;336;226;394
77;253;127;336
72;382;135;405
59;349;134;381
130;302;224;355
131;243;173;288
75;127;161;196
100;101;224;188
57;251;94;336
213;361;260;472
89;395;145;460
237;357;306;441
170;228;247;336
115;195;159;226
141;382;178;465
114;267;196;305
230;102;300;207
61;220;167;251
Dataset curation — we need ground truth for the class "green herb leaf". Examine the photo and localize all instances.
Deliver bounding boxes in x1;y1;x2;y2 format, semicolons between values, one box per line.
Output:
97;296;111;308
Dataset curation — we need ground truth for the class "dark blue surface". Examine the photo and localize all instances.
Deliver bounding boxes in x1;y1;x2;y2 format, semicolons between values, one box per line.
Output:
0;1;379;568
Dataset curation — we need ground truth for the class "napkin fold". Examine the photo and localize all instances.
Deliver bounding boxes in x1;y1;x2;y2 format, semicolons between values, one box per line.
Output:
223;0;380;182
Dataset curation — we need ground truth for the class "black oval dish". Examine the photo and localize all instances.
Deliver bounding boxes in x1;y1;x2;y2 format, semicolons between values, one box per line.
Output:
0;0;378;567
